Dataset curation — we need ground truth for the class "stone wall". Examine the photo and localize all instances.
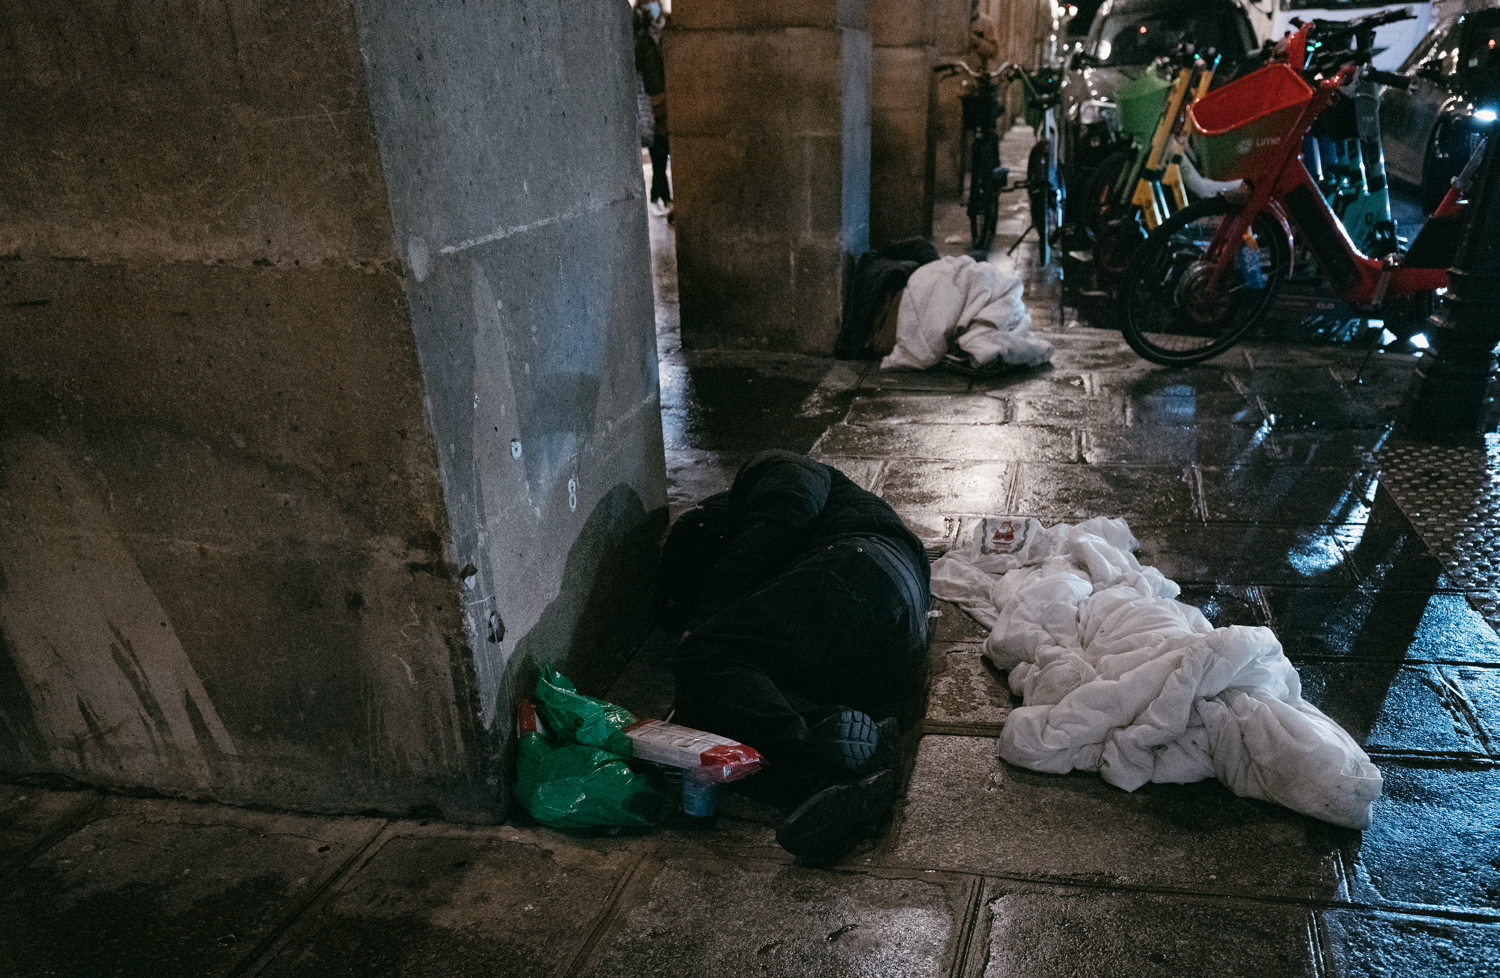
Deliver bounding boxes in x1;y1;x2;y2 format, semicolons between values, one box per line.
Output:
0;0;665;822
669;0;871;354
870;0;936;245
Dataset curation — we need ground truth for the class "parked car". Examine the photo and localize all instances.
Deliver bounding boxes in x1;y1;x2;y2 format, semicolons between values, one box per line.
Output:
1379;4;1500;212
1060;0;1261;222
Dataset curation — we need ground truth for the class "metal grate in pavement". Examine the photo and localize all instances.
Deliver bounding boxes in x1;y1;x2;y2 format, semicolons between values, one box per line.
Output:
1376;437;1500;625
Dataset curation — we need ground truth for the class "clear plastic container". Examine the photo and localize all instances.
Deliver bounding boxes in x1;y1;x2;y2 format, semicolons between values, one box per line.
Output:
680;767;721;819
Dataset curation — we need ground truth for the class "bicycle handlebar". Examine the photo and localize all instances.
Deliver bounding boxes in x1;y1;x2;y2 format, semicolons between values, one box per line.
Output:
1366;68;1411;90
933;59;1013;80
1292;7;1415;43
1332;7;1415;35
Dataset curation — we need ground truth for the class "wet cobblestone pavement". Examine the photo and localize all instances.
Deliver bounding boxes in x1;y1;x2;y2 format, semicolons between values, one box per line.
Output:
3;129;1499;976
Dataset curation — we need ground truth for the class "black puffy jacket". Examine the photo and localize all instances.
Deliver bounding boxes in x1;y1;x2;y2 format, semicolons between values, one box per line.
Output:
662;450;930;628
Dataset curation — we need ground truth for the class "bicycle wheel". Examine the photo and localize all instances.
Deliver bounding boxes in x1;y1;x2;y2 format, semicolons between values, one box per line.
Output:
1095;211;1145;279
1116;196;1290;366
1027;140;1050;264
970;134;999;252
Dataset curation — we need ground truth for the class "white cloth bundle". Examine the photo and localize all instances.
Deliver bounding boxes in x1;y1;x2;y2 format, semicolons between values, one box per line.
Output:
881;255;1053;371
931;516;1382;829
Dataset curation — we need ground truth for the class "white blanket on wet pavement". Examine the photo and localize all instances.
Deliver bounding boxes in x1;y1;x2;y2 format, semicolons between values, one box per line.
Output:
881;255;1053;371
930;516;1382;829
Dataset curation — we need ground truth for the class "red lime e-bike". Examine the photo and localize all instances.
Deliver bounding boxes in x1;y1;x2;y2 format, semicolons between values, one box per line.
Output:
1114;13;1482;366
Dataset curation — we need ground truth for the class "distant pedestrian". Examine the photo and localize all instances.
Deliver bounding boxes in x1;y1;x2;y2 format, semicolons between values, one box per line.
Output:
633;0;671;215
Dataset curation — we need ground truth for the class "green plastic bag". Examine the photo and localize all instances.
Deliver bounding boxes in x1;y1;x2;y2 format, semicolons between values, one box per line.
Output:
535;668;637;756
515;731;674;829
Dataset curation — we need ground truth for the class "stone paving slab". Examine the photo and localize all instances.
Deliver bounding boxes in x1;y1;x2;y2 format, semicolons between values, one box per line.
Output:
1332;518;1464;590
570;856;976;978
807;456;888;492
886;736;1346;900
1265;588;1500;664
968;370;1094;403
0;796;383;978
1009;463;1194;522
1450;665;1500;751
652;788;787;860
843;393;1012;426
1093;365;1248;398
664;448;746;518
925;648;1015;729
1040;338;1141;372
658;360;849;453
813;420;1080;464
1293;662;1489;754
1007;391;1126;427
0;784;99;875
1082;424;1387;468
1121;390;1265;426
879;460;1015;513
1322;909;1500;977
857;368;977;392
1349;764;1500;914
1196;465;1374;524
928;600;990;643
965;881;1322;978
1132;524;1359;587
1259;394;1403;431
889;512;966;553
257;822;641;978
1176;584;1268;628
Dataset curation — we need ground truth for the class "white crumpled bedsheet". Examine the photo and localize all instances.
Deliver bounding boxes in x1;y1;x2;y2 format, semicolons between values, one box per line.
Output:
880;255;1053;371
931;516;1382;829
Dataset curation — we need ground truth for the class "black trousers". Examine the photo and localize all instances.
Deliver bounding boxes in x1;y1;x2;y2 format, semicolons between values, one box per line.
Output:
671;536;927;771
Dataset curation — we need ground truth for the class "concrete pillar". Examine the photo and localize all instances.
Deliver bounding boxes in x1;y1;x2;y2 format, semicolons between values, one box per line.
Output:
870;1;937;245
669;0;871;354
0;0;665;822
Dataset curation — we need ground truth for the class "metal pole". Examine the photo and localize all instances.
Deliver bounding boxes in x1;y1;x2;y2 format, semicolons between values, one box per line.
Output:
1398;121;1500;439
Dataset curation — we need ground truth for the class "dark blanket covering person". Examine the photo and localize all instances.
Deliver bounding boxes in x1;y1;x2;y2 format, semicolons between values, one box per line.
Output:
835;237;942;360
660;450;931;858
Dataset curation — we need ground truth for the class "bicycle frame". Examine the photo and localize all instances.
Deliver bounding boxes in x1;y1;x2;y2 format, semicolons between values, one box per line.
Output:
1013;64;1065;264
1204;65;1447;308
935;59;1009;251
1130;58;1215;231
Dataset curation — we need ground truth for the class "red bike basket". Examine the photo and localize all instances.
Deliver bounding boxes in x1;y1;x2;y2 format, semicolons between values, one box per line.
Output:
1189;63;1313;182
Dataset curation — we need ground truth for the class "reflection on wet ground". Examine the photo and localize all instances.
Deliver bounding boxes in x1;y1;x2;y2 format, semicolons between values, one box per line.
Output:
641;124;1500;972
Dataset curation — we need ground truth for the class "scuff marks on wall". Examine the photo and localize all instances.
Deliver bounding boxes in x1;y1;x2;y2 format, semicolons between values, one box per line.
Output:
0;434;237;791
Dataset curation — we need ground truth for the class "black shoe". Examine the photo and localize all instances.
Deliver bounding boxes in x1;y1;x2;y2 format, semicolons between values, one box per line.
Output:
804;709;899;788
775;768;897;860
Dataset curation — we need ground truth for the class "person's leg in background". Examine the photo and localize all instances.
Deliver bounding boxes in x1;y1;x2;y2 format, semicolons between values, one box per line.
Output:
648;92;671;214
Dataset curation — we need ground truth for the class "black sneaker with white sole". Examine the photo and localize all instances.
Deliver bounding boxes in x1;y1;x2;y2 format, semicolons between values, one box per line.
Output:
774;767;898;860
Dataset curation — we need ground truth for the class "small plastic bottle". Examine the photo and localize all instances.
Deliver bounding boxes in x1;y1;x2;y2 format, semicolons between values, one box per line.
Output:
680;766;720;826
